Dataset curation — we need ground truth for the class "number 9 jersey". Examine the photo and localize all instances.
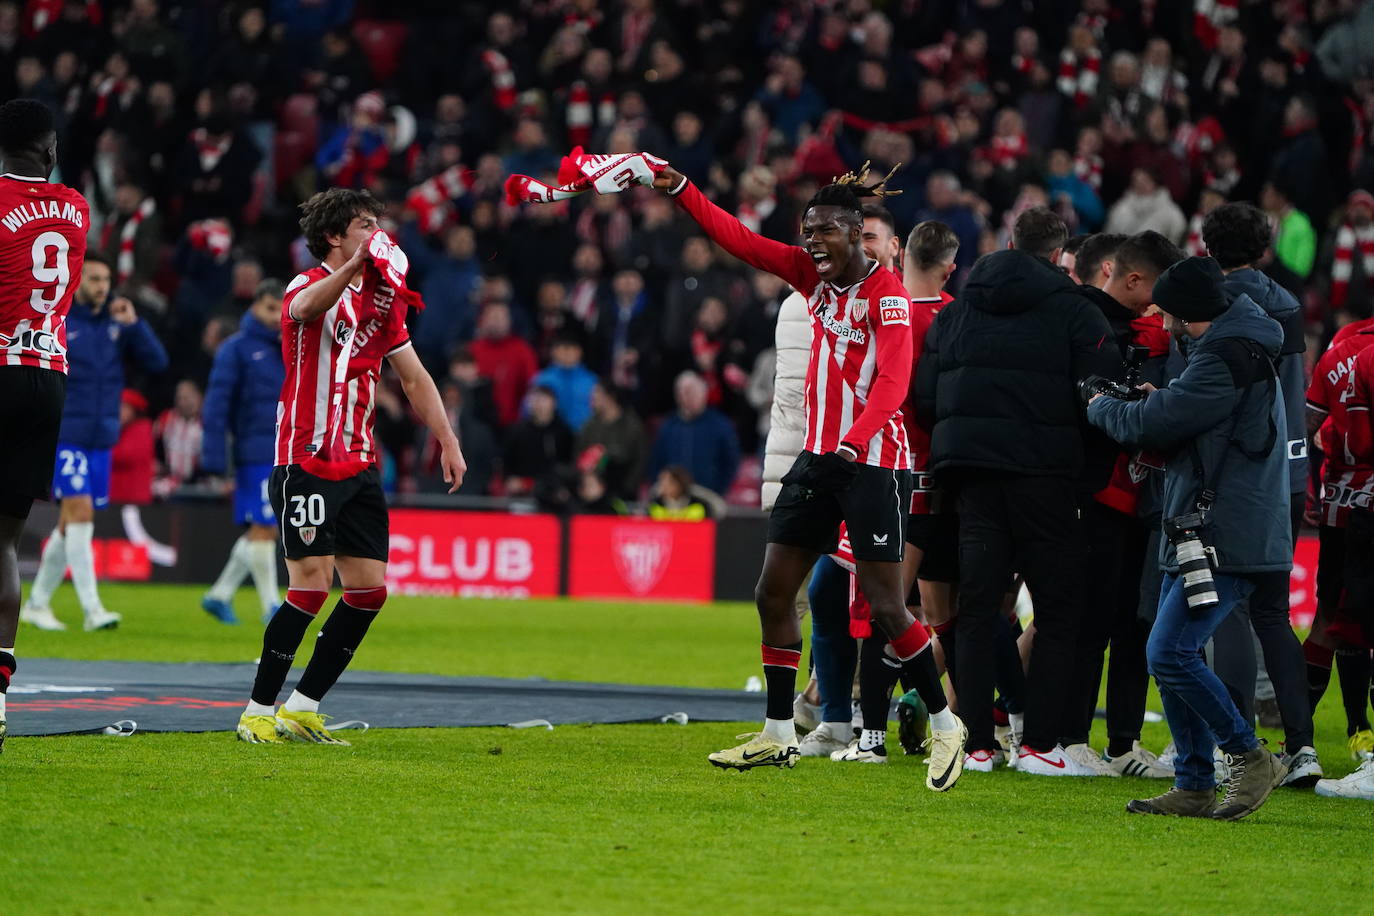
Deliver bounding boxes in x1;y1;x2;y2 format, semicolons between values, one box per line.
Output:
0;174;89;373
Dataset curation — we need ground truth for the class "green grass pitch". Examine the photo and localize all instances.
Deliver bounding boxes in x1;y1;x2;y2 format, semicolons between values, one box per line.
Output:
5;584;1369;914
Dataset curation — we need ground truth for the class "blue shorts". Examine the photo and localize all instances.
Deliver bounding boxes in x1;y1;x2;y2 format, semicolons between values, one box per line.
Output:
52;443;112;507
235;463;276;526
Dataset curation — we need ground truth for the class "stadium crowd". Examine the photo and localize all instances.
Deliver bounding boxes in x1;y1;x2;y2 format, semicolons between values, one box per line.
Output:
8;0;1373;510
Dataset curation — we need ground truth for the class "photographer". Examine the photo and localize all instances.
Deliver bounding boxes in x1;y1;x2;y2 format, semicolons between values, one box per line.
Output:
1088;257;1289;820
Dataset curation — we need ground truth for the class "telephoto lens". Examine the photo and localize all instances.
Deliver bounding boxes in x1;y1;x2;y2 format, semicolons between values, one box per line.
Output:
1172;531;1219;610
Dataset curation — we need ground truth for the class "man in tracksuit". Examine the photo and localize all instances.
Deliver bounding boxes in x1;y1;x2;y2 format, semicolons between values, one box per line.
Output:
21;254;168;632
1090;256;1290;819
200;280;286;624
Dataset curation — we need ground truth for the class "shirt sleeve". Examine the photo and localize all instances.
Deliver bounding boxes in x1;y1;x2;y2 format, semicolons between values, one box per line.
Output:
841;291;913;452
283;272;319;323
1305;355;1331;414
670;180;818;294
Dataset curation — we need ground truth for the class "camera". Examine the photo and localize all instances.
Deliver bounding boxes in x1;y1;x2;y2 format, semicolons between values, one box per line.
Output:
1078;343;1152;404
1163;510;1219;611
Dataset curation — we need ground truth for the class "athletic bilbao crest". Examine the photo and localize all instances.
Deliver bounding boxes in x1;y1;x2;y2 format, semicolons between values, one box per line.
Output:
848;298;868;323
611;525;673;596
299;526;317;546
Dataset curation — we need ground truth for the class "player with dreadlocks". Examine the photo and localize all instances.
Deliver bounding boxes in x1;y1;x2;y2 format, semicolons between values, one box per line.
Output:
651;162;969;790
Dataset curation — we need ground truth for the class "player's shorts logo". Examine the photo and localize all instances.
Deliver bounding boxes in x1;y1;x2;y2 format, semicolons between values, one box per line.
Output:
298;526;317;546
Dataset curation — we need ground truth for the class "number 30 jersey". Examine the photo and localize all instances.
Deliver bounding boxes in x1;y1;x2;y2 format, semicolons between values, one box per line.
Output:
0;174;89;374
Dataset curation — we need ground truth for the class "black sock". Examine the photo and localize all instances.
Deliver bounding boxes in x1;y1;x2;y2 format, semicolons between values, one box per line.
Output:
0;650;14;695
859;636;901;733
295;599;379;702
1305;639;1333;712
251;604;317;706
1336;649;1373;736
899;646;949;715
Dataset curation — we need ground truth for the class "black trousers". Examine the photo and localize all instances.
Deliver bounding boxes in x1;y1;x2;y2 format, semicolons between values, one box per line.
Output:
1063;502;1150;749
955;473;1085;753
1210;494;1313;749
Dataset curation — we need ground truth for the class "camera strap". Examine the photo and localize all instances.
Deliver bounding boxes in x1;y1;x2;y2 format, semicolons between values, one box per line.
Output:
1190;341;1277;514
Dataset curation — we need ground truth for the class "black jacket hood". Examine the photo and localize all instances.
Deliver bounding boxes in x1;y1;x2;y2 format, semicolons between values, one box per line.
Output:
961;249;1076;316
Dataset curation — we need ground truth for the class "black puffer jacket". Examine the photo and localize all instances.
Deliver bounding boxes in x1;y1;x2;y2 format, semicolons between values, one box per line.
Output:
915;249;1117;478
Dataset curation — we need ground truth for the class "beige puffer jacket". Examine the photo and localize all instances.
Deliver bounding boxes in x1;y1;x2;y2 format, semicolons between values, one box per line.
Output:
761;290;812;510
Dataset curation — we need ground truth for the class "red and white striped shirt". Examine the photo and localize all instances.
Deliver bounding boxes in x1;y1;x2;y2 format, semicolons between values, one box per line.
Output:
0;174;89;374
672;180;912;470
274;265;362;478
333;265;413;468
1307;326;1374;527
906;292;953;513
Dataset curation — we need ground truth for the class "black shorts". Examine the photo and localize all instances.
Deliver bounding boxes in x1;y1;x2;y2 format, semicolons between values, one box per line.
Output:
0;366;65;518
768;452;911;563
270;464;389;561
1316;524;1346;607
908;512;959;583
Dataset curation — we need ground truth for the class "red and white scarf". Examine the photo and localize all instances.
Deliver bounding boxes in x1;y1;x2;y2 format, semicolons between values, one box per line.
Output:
187;218;232;261
406;165;471;235
117;198;155;285
989;133;1028;169
191;127;231;173
1074;153;1103;190
482;49;517;111
505;146;666;205
567;81;593;148
1058;48;1100;109
1193;0;1239;51
1332;219;1374;309
1185;212;1208;258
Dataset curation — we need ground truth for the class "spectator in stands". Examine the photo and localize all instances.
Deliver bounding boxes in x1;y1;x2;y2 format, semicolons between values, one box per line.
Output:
409;225;482;368
663;235;737;348
532;333;598;431
172;103;261;227
648;371;739;498
1270;94;1333;228
417;380;496;497
109;390;154;506
1048;148;1104;232
444;347;500;432
503;385;573;498
470;301;538;429
1262;181;1317;289
648;466;712;521
317;91;391;190
155;379;204;487
1104;168;1187;243
665;110;713;185
577;383;646;501
917;171;981;287
98;180;162;309
1330;189;1374;322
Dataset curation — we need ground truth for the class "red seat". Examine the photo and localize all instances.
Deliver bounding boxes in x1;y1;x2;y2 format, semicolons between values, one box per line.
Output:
352;19;407;86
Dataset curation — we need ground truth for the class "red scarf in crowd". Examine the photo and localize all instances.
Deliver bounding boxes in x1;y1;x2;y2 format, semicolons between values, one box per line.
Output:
1058;47;1100;109
482;49;517;110
406;165;471;236
114;198;155;285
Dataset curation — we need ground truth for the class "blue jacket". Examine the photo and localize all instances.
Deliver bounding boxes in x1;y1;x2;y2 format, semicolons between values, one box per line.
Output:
1089;296;1291;573
1222;267;1307;495
59;299;169;449
201;312;284;473
648;408;741;497
1049;174;1104;231
532;364;598;430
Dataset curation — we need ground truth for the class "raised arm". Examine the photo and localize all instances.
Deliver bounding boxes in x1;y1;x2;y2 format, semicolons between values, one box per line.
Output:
655;166;818;294
289;244;369;323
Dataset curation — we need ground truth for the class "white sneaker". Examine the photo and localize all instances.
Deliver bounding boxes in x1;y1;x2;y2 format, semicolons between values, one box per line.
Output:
792;695;821;734
965;747;1005;772
19;605;66;631
1016;744;1098;776
798;722;852;757
83;607;121;631
1104;741;1176;779
1314;758;1374;800
1064;742;1121;777
831;740;888;764
1157;741;1177;768
1279;746;1323;789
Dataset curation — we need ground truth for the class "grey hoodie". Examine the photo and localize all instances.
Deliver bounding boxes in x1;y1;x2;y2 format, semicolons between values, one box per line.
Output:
1088;295;1292;574
1223;267;1307;496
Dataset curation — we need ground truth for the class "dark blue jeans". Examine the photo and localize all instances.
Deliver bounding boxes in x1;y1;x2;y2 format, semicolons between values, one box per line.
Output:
1147;572;1261;791
807;555;856;723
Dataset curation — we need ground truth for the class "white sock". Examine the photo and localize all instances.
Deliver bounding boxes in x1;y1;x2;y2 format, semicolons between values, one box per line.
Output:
29;528;66;608
207;535;252;602
1009;712;1025;738
761;716;796;744
244;700;275;716
859;728;886;751
930;706;957;732
819;720;851;738
283;690;319;714
64;522;102;615
0;693;6;718
245;540;280;617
